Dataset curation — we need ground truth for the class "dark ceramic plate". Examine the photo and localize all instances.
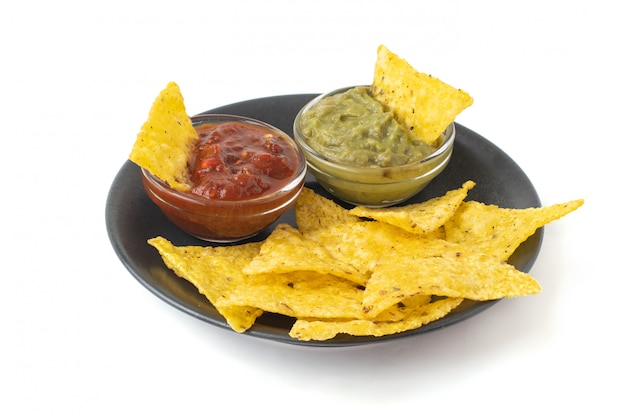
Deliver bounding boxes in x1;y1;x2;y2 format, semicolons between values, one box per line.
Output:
106;93;543;347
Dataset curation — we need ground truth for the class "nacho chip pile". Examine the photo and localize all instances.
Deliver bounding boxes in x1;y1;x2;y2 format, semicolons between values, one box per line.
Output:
148;183;583;341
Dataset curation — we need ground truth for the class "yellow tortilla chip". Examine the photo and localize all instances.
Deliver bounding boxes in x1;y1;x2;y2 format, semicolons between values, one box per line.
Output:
370;294;432;322
305;220;463;276
215;270;367;319
289;297;463;341
444;199;585;260
295;187;361;235
147;236;263;332
371;45;473;145
130;82;198;191
422;226;446;240
363;254;541;317
243;224;368;285
349;180;475;234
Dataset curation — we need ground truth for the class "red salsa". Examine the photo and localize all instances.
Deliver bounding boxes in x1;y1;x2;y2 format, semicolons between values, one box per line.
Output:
188;121;299;200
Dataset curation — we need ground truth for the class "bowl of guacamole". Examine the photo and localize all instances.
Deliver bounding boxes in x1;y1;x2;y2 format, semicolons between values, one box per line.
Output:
293;86;455;207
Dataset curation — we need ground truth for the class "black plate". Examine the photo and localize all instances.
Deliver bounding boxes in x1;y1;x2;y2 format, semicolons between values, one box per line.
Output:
106;94;543;347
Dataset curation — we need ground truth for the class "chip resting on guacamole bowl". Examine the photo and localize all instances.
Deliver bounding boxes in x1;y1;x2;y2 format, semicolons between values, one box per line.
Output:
371;45;474;146
293;45;472;207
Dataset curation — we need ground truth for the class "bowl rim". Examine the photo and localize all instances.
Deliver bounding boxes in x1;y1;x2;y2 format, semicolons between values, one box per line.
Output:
293;85;455;174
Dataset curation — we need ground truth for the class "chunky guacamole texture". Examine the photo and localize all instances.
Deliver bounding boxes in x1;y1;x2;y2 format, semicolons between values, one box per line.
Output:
299;86;435;167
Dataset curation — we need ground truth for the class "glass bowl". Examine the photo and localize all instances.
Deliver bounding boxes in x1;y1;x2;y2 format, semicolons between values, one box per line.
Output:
141;114;307;242
293;86;455;207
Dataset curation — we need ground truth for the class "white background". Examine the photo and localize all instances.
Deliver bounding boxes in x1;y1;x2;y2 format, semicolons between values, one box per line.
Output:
2;1;623;415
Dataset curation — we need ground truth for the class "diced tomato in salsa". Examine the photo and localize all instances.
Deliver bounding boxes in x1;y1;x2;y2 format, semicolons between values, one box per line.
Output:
188;121;298;200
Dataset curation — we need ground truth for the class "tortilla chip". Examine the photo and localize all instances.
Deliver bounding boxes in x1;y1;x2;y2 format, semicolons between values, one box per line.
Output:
444;199;585;260
295;187;361;235
147;236;263;332
289;297;463;341
422;226;446;240
363;254;541;317
215;270;367;319
369;295;432;322
305;220;463;275
243;224;368;285
349;180;475;234
130;82;198;191
371;45;473;145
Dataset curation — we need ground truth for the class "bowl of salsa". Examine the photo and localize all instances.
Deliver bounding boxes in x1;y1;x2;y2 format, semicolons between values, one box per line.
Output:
293;86;455;207
142;114;307;242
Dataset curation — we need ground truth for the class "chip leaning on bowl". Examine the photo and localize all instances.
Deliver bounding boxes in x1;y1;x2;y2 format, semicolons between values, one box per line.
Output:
293;44;473;207
129;82;307;242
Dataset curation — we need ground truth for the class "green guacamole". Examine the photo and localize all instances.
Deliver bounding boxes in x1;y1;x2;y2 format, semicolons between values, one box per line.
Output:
299;86;435;167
